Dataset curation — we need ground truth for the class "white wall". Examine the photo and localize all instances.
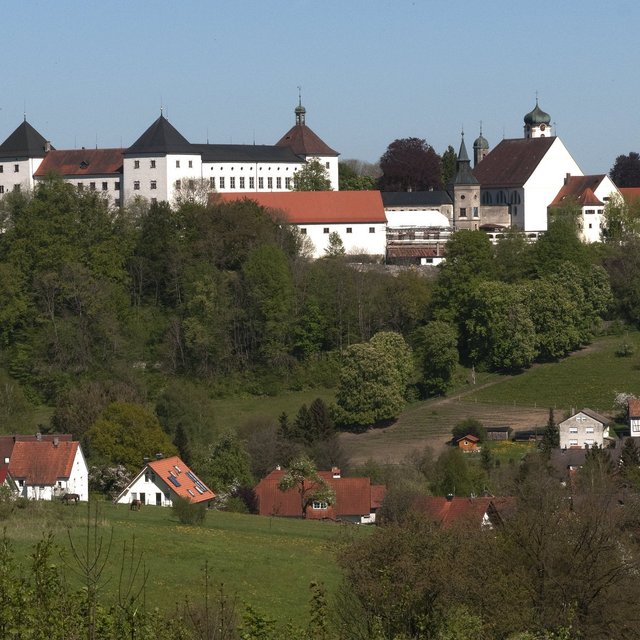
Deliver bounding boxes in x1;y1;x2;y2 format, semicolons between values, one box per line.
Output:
0;157;41;196
299;222;386;258
559;412;608;449
116;469;174;506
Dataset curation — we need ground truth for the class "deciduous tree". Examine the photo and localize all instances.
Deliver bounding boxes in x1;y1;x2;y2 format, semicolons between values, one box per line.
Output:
378;137;442;192
610;151;640;187
277;455;335;518
292;158;332;191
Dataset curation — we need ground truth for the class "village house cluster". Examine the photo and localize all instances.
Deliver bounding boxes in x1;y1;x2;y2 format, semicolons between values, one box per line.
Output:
0;100;630;260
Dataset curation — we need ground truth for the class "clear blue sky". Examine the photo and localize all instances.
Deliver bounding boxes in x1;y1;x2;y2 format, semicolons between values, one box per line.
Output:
5;0;638;174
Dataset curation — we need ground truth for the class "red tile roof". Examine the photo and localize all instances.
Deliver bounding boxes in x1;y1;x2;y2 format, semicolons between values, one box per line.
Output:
386;245;444;258
276;124;338;157
254;469;384;519
473;137;556;187
413;496;514;528
218;191;387;224
550;175;607;207
0;434;73;465
9;441;79;485
147;456;214;504
34;148;124;177
457;434;479;443
620;187;640;204
0;464;8;484
628;398;640;418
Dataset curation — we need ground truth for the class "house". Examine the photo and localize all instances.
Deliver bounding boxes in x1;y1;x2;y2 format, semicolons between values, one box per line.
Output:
549;438;623;485
254;467;385;523
219;191;387;258
628;398;640;437
412;495;514;528
6;436;88;501
473;101;583;233
549;174;620;243
456;434;479;452
558;409;612;449
115;455;214;507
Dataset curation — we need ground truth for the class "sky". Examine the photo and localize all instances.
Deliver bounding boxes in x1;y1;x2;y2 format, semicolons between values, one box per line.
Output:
4;0;639;175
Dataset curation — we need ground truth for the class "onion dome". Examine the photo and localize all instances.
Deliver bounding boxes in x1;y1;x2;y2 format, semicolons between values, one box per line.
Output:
524;100;551;126
473;133;489;150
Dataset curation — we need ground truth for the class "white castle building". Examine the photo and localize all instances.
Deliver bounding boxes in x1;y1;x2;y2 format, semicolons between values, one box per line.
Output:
0;100;339;206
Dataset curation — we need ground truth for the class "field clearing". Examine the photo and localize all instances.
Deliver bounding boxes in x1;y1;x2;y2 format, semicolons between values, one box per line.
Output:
4;501;363;624
341;332;640;465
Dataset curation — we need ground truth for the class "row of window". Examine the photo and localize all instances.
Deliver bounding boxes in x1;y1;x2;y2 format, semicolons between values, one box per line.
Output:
0;164;20;173
458;207;479;218
210;176;291;190
568;439;595;446
568;427;595;434
133;159;195;170
78;181;120;191
300;227;377;235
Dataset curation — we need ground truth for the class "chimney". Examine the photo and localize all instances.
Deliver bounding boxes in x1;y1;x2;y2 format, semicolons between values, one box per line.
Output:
44;141;51;153
155;452;163;460
446;493;454;502
332;466;341;479
275;464;281;471
3;457;8;464
36;432;42;441
565;173;570;184
53;437;59;447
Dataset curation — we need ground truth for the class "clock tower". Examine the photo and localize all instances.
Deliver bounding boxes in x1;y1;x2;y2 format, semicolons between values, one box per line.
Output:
523;99;552;139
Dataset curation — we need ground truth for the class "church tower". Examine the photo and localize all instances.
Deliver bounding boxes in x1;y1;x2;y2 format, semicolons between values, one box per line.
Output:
452;132;481;231
523;99;552;138
473;124;489;167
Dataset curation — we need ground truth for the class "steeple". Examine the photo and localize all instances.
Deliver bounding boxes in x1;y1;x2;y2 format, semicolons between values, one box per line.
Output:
295;87;306;126
473;122;489;167
523;98;552;138
453;131;478;185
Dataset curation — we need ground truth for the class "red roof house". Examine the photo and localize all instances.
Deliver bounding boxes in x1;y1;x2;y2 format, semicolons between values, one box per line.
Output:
254;467;385;523
456;434;479;452
413;496;514;529
115;455;214;507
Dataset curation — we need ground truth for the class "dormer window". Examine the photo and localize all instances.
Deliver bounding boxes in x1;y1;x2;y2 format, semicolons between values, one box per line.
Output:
80;161;89;169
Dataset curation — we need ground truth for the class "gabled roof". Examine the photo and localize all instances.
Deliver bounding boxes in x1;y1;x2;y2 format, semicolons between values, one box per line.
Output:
629;398;640;418
413;496;514;528
34;148;124;177
619;187;640;204
381;191;453;207
0;434;73;464
254;468;383;518
550;175;608;207
194;143;302;164
0;120;51;159
560;408;610;426
9;441;79;485
142;455;213;504
473;137;556;188
126;115;194;156
275;123;338;157
457;434;479;443
218;191;387;224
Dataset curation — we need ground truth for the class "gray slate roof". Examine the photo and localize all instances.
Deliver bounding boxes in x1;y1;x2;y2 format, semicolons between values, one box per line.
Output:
194;143;302;164
382;191;453;207
0;120;50;159
125;115;194;156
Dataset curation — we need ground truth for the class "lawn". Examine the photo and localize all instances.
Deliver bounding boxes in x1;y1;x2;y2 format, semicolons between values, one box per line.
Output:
3;500;365;625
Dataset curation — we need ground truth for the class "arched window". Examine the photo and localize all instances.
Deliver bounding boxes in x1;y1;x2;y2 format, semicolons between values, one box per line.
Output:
482;191;492;205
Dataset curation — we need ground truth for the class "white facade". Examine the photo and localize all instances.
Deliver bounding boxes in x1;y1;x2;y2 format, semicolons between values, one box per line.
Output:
580;176;620;243
0;157;42;196
204;160;301;194
295;155;339;191
300;221;386;258
559;411;610;449
116;469;174;507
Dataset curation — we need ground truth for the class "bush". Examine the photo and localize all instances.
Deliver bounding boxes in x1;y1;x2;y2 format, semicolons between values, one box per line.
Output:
615;341;635;357
172;496;206;525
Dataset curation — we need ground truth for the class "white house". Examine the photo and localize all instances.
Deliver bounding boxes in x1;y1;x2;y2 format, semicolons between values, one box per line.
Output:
628;398;640;437
219;190;387;259
7;437;88;501
116;455;214;507
559;409;611;449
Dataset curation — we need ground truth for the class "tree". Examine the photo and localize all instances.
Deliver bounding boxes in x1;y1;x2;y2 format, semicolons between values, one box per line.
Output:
540;408;559;454
610;151;640;187
602;193;640;242
172;176;215;207
451;417;486;443
441;144;457;185
338;162;376;191
195;433;253;493
85;402;178;473
277;455;335;518
324;231;345;257
378;137;442;192
334;331;413;428
292;158;332;191
413;320;458;397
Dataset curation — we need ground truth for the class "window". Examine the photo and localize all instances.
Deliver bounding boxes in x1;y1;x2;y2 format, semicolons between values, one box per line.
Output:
89;182;96;191
188;160;193;168
285;177;291;189
0;166;3;173
325;162;330;169
312;500;328;510
276;177;282;189
632;423;640;433
102;182;108;191
115;181;120;191
585;209;595;215
258;177;264;189
150;160;156;169
77;183;84;190
459;207;467;217
219;177;225;189
569;427;578;433
133;181;140;191
473;207;479;218
239;177;245;189
369;227;375;233
249;177;254;189
188;179;194;189
346;227;352;233
209;177;215;188
151;198;157;204
300;228;307;235
14;164;19;173
176;160;180;168
175;180;181;190
13;184;20;192
569;439;578;446
0;186;4;194
588;223;593;229
323;227;330;234
585;427;594;434
134;160;140;169
585;439;594;446
267;177;273;189
230;177;236;189
150;180;157;190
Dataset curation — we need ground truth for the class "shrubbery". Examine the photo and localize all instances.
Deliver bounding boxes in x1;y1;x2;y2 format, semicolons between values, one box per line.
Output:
172;496;206;525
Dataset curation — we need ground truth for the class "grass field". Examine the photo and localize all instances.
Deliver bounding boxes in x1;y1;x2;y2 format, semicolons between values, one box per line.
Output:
3;500;364;624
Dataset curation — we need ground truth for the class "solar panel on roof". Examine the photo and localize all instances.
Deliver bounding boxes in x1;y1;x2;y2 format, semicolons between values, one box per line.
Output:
186;471;197;482
168;475;181;487
195;485;204;494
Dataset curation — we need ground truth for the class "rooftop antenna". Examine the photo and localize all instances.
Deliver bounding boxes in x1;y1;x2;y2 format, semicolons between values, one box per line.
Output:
206;127;209;144
160;95;163;117
23;99;26;121
297;85;302;105
553;121;558;136
95;133;98;149
253;128;255;145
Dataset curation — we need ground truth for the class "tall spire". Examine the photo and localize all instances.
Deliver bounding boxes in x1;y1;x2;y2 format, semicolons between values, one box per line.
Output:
453;130;478;185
